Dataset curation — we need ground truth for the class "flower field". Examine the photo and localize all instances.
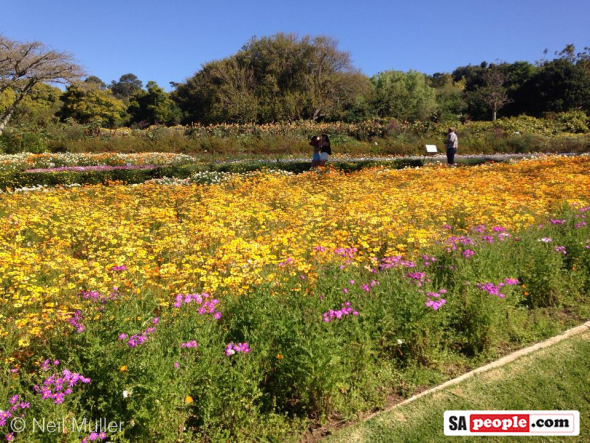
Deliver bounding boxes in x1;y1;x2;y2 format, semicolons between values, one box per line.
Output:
1;155;590;442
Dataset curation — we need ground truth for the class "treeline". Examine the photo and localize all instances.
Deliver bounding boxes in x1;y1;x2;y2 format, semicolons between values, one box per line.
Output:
1;33;590;131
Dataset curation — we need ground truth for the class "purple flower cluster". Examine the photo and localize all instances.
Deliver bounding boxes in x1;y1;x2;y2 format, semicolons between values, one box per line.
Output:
173;293;222;319
278;257;294;267
334;247;358;258
360;280;379;292
447;236;476;245
379;255;416;270
41;359;60;372
463;249;476;259
34;369;91;404
554;246;567;255
425;289;447;310
475;278;520;298
80;287;118;304
550;219;566;225
181;340;198;348
119;317;159;348
422;255;437;266
69;310;85;333
322;301;359;323
472;224;486;233
109;265;127;272
225;342;251;356
406;272;430;286
81;431;108;442
1;395;30;428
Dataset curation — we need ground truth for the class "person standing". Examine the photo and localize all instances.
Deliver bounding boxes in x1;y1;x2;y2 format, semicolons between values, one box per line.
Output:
318;133;331;166
310;135;321;168
445;128;458;166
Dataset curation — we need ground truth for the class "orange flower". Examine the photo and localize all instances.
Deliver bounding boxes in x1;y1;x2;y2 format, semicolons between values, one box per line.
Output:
120;365;128;372
276;354;284;360
184;395;194;404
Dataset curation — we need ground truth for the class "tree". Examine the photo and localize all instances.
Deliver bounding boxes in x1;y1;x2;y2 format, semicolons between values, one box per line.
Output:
172;33;369;124
500;61;537;116
59;82;127;127
84;76;107;89
110;73;143;101
128;81;181;126
517;46;590;116
370;70;438;121
475;64;511;121
0;35;84;135
0;82;62;127
430;73;466;121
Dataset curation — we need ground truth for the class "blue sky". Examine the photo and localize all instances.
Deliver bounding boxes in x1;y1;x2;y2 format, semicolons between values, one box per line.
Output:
2;0;588;90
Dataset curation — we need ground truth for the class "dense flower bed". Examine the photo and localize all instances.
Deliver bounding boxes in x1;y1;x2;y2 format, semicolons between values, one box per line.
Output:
1;156;589;441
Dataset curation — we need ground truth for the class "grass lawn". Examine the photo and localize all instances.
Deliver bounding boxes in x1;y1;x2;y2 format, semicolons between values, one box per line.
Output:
326;330;590;443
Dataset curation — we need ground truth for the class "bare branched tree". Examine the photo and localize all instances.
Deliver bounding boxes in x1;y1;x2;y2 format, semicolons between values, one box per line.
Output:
477;64;512;121
0;36;85;134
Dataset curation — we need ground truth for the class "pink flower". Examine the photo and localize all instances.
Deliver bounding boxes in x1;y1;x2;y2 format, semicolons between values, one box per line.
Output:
463;249;475;259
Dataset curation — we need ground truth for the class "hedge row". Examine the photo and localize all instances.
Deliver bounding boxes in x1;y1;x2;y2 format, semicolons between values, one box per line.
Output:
0;157;479;190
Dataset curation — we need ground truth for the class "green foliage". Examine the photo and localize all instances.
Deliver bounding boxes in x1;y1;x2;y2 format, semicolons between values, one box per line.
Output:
59;83;128;127
1;83;62;127
110;73;144;101
172;33;372;124
430;73;466;122
370;70;438;121
516;57;590;116
128;81;181;126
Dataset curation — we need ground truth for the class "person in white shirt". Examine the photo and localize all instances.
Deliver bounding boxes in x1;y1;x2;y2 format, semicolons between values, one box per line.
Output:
445;128;458;165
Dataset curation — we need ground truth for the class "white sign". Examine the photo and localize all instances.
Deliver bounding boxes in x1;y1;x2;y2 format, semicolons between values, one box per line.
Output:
425;144;438;153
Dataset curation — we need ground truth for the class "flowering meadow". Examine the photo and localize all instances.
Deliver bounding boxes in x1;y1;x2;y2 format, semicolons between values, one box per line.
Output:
1;155;590;441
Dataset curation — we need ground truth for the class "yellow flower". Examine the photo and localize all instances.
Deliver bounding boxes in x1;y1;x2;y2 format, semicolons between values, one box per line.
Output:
120;365;128;372
184;395;194;404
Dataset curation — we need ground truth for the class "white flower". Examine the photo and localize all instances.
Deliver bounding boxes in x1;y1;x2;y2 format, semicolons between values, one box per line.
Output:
538;237;552;243
397;339;404;345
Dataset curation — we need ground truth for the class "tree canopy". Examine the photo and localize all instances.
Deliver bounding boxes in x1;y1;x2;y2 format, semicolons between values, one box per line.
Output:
59;82;127;127
1;35;589;130
173;33;370;124
370;70;437;121
0;35;84;134
128;81;181;126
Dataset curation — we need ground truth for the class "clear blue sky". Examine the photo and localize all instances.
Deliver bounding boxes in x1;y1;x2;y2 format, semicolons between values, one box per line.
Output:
2;0;588;90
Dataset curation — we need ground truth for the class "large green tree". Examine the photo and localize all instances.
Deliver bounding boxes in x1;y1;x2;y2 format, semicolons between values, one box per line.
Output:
429;73;466;121
128;81;181;126
172;33;370;124
59;82;127;127
370;70;437;121
110;73;143;102
0;82;62;126
517;48;590;116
